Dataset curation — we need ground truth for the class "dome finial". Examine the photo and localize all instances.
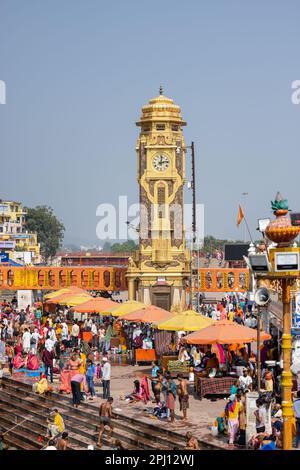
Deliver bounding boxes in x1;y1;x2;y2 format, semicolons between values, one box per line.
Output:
159;85;163;95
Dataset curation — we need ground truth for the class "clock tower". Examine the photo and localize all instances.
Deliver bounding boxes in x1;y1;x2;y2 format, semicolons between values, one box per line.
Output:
126;88;190;311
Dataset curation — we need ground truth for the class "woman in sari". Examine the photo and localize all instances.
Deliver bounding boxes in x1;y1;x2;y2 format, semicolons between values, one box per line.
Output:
141;375;150;403
12;352;25;369
78;352;87;375
60;367;72;394
15;335;22;355
27;353;40;370
35;373;49;394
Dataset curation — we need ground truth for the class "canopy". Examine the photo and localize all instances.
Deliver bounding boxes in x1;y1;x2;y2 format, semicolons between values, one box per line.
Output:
119;305;175;324
45;292;92;306
44;286;88;300
108;300;147;317
155;309;214;332
70;297;117;313
183;320;272;345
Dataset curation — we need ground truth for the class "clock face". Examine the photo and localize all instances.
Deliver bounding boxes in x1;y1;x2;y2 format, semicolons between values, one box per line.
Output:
152;154;170;172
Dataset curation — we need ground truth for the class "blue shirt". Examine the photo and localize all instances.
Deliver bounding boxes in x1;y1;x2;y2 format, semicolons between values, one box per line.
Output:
260;440;276;450
151;366;159;378
293;399;300;418
86;364;96;378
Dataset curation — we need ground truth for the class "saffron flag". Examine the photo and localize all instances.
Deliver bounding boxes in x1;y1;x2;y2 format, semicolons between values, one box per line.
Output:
237;205;244;227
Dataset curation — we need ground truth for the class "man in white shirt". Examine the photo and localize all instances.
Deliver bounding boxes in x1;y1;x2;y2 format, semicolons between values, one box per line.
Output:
71;321;80;347
31;328;40;354
211;309;218;321
44;439;57;450
132;325;142;340
45;336;55;352
244;315;252;328
22;328;31;353
238;368;253;391
91;321;98;349
101;357;111;399
250;315;257;329
49;328;57;344
98;326;106;352
61;322;69;341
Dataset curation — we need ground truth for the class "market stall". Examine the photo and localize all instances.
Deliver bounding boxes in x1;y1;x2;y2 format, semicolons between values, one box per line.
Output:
155;310;214;373
194;375;238;400
119;305;175;363
184;320;272;399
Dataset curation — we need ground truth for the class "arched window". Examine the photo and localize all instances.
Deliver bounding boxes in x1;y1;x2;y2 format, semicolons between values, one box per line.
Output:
115;271;121;289
104;270;111;288
205;271;212;289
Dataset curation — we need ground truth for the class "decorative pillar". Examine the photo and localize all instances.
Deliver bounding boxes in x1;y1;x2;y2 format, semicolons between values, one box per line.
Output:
281;278;293;450
128;278;136;301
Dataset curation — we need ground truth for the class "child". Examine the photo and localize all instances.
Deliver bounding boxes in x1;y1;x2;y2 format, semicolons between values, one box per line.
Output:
96;363;101;380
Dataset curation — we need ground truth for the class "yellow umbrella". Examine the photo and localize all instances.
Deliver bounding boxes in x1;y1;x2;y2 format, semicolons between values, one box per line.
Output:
108;300;146;317
44;287;88;300
156;309;214;332
46;292;92;307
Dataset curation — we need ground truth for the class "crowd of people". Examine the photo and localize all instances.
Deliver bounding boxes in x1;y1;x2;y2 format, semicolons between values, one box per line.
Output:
0;291;300;451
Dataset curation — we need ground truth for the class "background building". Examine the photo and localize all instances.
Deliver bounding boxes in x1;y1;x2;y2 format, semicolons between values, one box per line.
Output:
0;199;41;265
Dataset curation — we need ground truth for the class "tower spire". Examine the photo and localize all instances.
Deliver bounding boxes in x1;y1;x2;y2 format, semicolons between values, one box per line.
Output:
159;85;163;95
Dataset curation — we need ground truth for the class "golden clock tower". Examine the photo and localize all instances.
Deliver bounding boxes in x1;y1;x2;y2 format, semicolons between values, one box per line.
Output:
126;88;190;311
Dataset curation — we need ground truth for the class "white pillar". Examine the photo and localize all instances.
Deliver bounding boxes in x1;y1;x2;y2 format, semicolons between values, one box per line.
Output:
143;288;151;305
17;290;33;310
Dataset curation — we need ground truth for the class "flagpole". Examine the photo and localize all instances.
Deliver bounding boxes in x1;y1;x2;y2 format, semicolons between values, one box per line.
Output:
243;214;254;243
237;203;253;243
242;192;248;242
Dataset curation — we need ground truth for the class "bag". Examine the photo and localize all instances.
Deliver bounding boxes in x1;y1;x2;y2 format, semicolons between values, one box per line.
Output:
134;336;143;348
30;337;36;345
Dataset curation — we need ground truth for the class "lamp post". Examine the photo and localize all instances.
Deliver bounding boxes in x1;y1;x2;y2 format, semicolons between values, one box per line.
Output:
246;193;300;450
281;277;293;450
257;306;261;391
254;287;271;392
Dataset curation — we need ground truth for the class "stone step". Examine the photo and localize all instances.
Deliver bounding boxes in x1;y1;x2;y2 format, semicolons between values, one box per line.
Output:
0;417;42;450
0;391;150;451
0;395;129;450
2;377;187;448
0;386;165;450
1;378;184;449
0;404;92;450
0;427;37;451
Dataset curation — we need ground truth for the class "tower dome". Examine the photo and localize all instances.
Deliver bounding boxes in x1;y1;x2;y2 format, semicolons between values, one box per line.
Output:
136;88;186;126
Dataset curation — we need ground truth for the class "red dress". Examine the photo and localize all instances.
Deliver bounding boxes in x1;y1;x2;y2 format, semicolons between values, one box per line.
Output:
166;393;175;411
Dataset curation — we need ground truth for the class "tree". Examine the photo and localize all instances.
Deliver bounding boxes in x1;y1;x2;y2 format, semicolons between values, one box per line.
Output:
25;205;65;262
202;235;245;254
110;240;137;253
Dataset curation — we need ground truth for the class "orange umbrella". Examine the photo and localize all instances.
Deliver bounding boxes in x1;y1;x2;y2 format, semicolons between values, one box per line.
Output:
184;320;271;345
119;305;175;324
70;297;117;313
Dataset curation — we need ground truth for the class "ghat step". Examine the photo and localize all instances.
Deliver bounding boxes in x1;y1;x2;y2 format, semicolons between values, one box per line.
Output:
0;377;187;450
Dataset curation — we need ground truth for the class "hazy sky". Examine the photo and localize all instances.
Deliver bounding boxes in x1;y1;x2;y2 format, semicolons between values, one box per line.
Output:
1;1;299;245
